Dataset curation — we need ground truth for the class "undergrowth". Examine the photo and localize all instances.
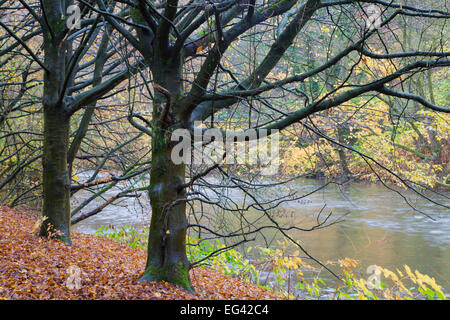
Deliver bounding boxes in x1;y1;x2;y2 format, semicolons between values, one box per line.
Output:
95;225;447;300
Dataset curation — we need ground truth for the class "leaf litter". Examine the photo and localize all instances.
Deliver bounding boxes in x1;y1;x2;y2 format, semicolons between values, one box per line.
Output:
0;206;276;300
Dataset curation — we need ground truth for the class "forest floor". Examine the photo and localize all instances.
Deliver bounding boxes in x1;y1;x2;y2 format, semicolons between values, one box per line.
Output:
0;206;276;300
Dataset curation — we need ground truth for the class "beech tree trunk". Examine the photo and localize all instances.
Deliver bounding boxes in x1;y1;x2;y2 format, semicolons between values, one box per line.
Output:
139;127;191;290
38;0;72;244
139;59;192;290
40;108;71;244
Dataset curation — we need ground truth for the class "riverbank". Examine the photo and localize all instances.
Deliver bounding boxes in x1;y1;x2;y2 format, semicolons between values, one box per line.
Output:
0;206;276;300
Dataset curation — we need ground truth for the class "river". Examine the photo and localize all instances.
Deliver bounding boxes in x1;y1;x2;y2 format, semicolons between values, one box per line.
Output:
71;175;449;295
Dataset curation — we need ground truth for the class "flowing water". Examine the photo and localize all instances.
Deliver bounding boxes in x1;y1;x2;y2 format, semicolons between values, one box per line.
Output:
72;175;450;294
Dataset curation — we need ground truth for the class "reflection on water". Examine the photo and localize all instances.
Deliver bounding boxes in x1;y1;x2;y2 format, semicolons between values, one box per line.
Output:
72;177;449;293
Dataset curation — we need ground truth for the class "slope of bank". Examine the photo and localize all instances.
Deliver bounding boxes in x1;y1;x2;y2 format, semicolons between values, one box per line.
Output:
0;206;275;300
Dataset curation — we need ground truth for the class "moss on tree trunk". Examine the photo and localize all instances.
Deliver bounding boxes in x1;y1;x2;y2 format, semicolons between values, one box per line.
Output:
40;108;71;245
39;4;72;245
139;123;192;291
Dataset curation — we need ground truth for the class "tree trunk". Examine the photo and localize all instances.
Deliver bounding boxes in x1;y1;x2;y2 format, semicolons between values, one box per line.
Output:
336;126;352;181
138;58;192;290
139;125;192;291
39;1;72;244
40;108;71;244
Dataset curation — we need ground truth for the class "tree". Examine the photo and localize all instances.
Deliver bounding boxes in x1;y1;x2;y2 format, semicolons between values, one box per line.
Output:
0;1;143;244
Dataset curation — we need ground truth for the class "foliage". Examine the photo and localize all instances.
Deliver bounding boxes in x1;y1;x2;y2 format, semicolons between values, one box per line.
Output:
187;237;259;283
280;95;449;189
251;240;317;298
95;225;147;250
94;225;258;283
331;258;447;300
253;246;448;300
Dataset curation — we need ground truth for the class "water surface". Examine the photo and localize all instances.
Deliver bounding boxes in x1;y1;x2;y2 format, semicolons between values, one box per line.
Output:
72;176;449;293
